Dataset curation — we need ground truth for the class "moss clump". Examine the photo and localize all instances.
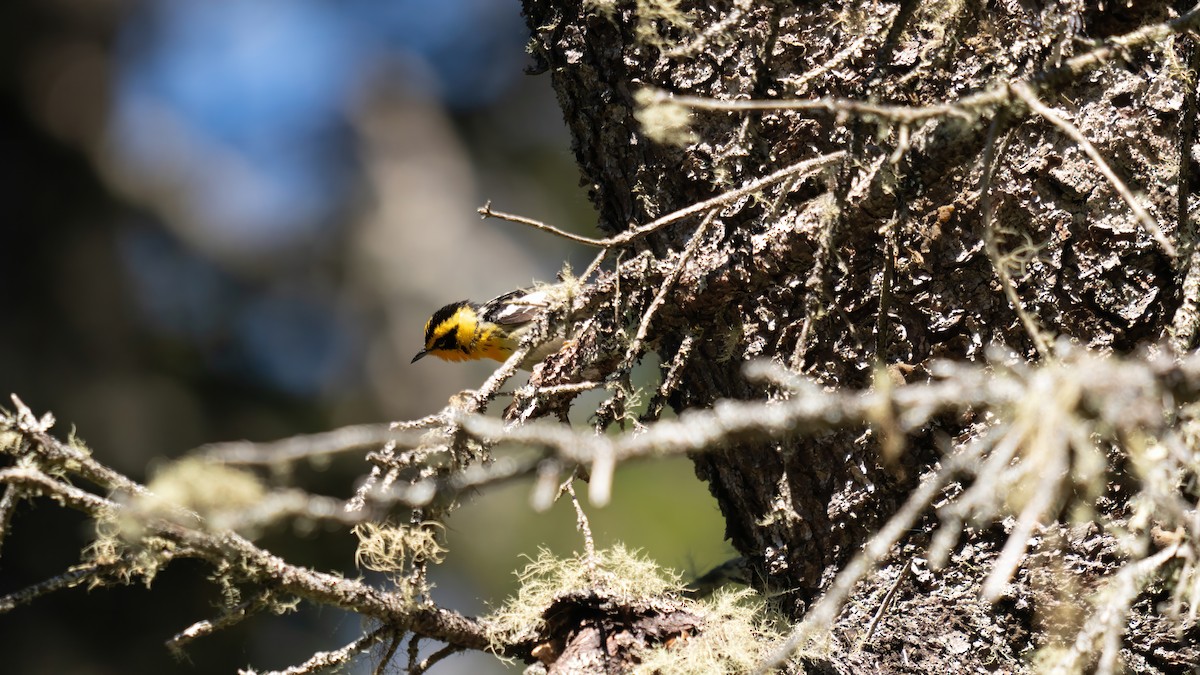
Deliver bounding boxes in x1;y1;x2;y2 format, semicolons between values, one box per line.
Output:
486;544;681;646
143;457;265;520
635;89;697;147
633;0;694;47
485;545;795;672
353;521;447;573
634;588;792;675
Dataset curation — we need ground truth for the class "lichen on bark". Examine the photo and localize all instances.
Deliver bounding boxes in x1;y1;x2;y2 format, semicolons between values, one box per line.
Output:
520;0;1200;671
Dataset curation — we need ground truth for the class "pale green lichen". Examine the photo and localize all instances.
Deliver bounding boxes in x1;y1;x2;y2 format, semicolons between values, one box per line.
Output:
634;89;697;147
485;545;796;672
633;587;793;675
583;0;618;20
83;515;176;589
633;0;695;48
486;544;681;647
353;520;447;573
143;457;265;519
582;0;695;46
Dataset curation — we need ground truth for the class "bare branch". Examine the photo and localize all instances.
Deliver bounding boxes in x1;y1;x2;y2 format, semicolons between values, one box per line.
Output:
478;201;607;248
0;483;20;560
656;88;991;124
152;519;495;652
0;467;116;517
409;642;462;675
0;412;498;655
4;397;149;498
168;592;272;654
482;152;845;249
194;422;434;466
620;208;717;370
0;562;113;614
661;0;752;59
247;625;393;675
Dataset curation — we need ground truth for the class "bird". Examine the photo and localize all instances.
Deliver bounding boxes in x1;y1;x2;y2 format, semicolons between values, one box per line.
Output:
411;286;564;367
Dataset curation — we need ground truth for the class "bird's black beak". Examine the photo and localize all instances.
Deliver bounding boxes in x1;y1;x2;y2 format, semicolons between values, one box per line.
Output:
411;350;428;364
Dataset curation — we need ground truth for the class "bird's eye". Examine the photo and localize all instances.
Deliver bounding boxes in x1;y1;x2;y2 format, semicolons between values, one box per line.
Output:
434;333;459;350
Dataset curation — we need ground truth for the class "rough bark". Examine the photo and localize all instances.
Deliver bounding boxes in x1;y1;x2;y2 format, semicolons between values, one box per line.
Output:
521;0;1199;671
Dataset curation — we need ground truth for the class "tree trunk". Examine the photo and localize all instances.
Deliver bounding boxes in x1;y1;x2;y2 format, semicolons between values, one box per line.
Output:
521;0;1199;670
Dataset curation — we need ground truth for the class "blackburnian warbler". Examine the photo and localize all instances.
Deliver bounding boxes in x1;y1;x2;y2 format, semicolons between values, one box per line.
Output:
411;286;564;367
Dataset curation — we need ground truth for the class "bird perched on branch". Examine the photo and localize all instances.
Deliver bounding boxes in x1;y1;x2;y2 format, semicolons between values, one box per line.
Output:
412;286;565;368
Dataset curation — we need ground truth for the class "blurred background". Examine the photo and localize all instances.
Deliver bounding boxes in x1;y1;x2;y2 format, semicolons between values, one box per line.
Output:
0;0;727;673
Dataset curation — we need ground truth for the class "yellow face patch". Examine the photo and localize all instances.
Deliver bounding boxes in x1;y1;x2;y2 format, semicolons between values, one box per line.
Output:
420;305;517;363
423;305;474;359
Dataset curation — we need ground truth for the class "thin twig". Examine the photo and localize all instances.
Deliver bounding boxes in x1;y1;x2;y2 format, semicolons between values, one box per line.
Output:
1178;37;1200;253
875;213;898;361
372;453;542;511
641;333;696;424
0;426;498;654
0;467;115;517
1170;39;1200;350
588;435;617;508
531;381;605;397
252;625;392;675
194;423;432;466
410;643;462;675
531;459;564;512
376;631;402;675
216;489;378;530
1011;81;1177;259
478;201;607;247
785;21;886;94
7;395;149;498
484;153;844;249
565;480;598;575
168;592;272;653
580;248;609;283
1058;4;1200;81
0;484;20;561
927;422;1019;568
661;0;751;58
1057;542;1182;675
0;562;110;614
606;152;843;247
978;111;1054;359
656;89;991;123
868;0;924;91
347;440;401;513
620;209;718;370
856;557;912;651
467;342;533;414
980;407;1071;601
